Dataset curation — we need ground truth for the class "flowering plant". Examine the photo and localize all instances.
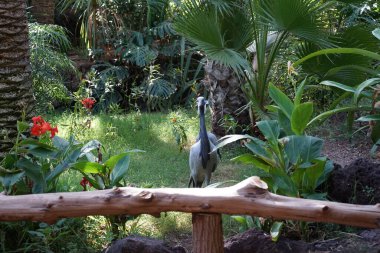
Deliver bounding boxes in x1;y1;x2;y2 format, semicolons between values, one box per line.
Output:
0;117;100;195
80;176;92;191
30;116;58;138
81;97;96;110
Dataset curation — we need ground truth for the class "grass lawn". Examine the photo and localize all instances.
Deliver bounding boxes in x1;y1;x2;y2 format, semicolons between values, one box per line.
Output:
50;109;251;190
41;109;252;250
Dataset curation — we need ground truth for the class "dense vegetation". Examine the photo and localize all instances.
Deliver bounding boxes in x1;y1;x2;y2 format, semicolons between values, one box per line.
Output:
0;0;379;252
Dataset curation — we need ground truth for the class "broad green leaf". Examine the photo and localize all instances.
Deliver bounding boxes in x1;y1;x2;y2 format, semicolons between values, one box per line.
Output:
71;161;104;174
307;106;372;127
302;158;326;193
104;153;130;169
232;154;271;172
26;147;57;159
80;140;101;155
291;102;314;135
316;159;334;188
270;221;284;242
104;150;144;169
0;171;25;192
257;120;280;145
269;84;294;119
354;78;380;105
245;140;275;166
231;216;247;226
320;80;356;93
294;78;307;106
269;167;298;197
278;110;294;136
52;136;70;150
110;155;130;186
18;139;56;150
15;158;45;193
293;48;380;67
357;114;380;121
284;136;323;164
46;148;82;182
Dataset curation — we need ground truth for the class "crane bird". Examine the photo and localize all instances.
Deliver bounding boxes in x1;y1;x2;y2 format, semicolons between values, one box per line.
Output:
188;97;219;187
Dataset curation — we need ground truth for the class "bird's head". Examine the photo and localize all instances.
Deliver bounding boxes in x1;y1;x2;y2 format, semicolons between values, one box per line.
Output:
197;97;208;115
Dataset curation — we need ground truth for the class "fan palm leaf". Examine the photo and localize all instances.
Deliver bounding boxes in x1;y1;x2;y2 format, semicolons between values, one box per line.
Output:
174;0;253;75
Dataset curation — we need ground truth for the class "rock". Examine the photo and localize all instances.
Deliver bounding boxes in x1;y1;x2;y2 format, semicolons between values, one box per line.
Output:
224;228;380;253
312;229;380;253
224;229;310;253
328;158;380;204
103;235;186;253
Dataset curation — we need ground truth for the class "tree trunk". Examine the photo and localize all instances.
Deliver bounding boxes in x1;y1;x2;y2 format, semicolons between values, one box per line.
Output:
29;0;55;24
0;1;35;157
192;213;224;253
204;60;251;136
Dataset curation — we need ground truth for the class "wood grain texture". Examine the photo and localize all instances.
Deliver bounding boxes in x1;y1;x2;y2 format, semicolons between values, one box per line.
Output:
0;177;379;228
192;213;223;253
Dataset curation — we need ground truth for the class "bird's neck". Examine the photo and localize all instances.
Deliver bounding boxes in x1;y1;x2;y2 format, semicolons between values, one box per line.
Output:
199;108;207;137
199;109;209;145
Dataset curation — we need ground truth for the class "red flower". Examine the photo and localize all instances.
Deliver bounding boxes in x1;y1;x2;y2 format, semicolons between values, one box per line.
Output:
80;177;92;190
32;116;43;124
50;126;58;138
30;116;58;138
81;98;96;109
40;122;51;134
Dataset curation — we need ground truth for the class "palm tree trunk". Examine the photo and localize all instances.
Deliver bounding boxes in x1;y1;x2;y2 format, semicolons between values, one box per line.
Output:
0;1;35;157
204;60;251;136
29;0;55;24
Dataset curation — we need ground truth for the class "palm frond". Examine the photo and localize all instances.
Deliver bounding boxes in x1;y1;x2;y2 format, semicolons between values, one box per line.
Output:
258;0;330;47
174;0;253;75
296;25;380;85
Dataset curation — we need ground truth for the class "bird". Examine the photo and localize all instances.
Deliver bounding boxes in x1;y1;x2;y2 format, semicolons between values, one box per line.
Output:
188;97;220;187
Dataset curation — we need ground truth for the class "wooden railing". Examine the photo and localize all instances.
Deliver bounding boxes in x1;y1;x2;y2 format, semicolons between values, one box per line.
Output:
1;177;379;253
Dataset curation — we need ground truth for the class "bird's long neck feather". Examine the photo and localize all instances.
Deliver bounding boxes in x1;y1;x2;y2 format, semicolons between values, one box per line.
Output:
199;104;210;169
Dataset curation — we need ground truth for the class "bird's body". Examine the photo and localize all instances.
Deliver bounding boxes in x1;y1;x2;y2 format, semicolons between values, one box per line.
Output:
189;97;219;188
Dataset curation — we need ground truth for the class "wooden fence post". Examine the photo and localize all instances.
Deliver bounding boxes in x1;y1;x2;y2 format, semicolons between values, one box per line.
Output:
192;213;224;253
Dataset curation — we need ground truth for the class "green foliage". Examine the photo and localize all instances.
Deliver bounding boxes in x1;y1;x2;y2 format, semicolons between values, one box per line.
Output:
216;120;333;198
72;149;144;189
0;128;99;195
216;119;333;240
29;23;77;110
268;81;314;135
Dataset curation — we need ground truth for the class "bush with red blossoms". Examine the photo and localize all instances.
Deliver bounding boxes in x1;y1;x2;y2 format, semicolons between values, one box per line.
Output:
81;97;96;109
30;116;58;138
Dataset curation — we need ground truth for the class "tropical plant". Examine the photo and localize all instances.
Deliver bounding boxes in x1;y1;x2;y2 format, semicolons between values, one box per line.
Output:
216;119;333;240
29;23;78;110
217;120;333;199
70;148;143;190
70;145;143;238
0;116;99;195
174;0;332;134
267;79;351;135
0;0;35;158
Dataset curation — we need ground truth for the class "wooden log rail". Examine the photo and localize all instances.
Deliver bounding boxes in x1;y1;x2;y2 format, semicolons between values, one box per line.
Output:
1;176;380;253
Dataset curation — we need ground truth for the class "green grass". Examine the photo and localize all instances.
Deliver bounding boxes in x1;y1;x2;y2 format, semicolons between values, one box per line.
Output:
43;109;253;250
50;109;251;189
